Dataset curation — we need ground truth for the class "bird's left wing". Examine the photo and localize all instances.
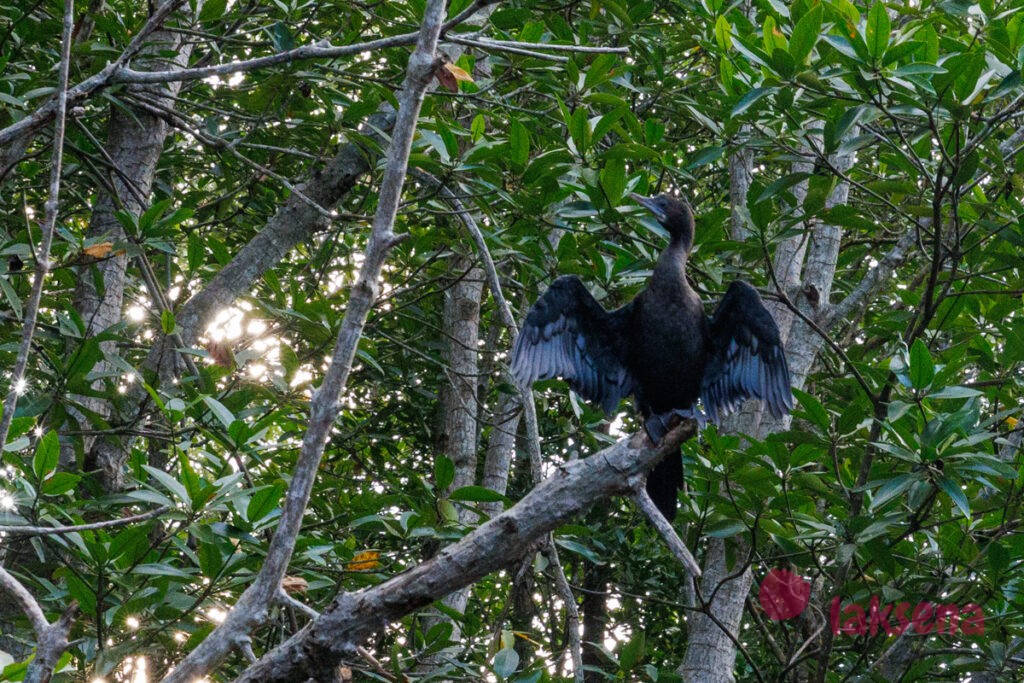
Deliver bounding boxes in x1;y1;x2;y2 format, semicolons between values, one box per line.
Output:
511;276;634;413
701;280;794;424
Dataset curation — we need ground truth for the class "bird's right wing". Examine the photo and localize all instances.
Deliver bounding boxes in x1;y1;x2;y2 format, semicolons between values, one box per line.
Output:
511;276;634;413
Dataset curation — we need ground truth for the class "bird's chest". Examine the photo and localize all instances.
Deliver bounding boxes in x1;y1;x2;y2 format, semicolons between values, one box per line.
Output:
629;292;707;410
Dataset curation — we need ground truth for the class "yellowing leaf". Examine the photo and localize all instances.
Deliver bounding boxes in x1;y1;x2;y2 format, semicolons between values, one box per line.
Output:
1006;416;1018;429
346;550;380;571
444;62;474;83
83;242;114;258
514;631;542;646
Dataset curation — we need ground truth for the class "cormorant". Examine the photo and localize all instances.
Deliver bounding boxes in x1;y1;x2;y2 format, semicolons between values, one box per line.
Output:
511;192;794;518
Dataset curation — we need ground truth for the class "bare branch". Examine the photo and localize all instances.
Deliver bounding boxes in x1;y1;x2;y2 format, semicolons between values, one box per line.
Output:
0;568;49;637
632;487;702;578
0;505;170;536
447;37;628;54
822;228;918;329
160;2;450;679
86;0;496;87
0;0;75;453
0;0;188;147
446;36;570;62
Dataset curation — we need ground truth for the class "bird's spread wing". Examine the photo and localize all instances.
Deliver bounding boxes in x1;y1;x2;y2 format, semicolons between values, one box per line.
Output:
700;280;794;423
511;276;634;413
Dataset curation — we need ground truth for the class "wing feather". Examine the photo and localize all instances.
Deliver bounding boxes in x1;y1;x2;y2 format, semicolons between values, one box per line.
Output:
511;276;634;413
701;281;794;423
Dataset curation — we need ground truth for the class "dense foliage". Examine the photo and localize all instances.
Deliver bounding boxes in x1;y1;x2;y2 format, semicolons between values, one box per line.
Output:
1;0;1023;680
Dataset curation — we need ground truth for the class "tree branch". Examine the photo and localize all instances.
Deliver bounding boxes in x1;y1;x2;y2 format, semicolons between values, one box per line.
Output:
632;487;702;577
0;0;75;453
0;0;188;148
822;227;918;329
232;423;697;682
159;2;449;679
0;505;170;535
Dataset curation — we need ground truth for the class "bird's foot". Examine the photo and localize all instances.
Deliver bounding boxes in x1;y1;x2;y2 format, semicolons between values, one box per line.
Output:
669;406;707;430
644;407;706;444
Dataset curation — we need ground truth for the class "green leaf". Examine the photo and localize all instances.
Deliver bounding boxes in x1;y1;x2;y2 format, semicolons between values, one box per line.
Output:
583;54;617;91
865;2;891;61
493;647;519;678
32;430;59;479
449;485;505;502
247;484;284;522
714;15;732;51
795;389;830;430
936;476;970;518
870;473;917;511
508;120;530;168
909;339;935;389
187;232;205;271
203;396;236;431
41;471;80;496
143;465;191;506
600;157;626;202
199;0;227;22
470;114;485;142
731;87;775;117
435;455;455;491
763;15;783;54
756;172;811;202
685;145;725;169
569;107;591;154
161;309;176;334
619;631;646;670
952;150;980;186
705;518;746;538
789;4;822;65
929;386;982;399
555;538;604;563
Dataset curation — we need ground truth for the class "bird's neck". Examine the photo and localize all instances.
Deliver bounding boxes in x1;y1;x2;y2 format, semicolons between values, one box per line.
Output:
651;240;691;296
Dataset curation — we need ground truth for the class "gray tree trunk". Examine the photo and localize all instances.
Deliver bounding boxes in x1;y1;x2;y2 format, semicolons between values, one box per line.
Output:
680;140;854;681
64;1;196;477
437;261;485;627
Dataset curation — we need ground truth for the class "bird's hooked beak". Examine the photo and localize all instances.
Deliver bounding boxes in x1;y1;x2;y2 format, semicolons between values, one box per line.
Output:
629;192;666;222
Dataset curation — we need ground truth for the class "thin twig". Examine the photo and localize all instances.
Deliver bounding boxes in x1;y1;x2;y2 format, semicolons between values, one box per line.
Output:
546;543;584;683
0;505;170;535
632;487;702;577
446;35;570;62
0;0;75;452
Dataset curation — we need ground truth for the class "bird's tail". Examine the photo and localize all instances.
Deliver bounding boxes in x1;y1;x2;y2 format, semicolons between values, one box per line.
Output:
646;450;683;520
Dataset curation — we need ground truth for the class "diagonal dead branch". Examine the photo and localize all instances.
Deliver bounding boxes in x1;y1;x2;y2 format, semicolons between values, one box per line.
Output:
233;422;696;682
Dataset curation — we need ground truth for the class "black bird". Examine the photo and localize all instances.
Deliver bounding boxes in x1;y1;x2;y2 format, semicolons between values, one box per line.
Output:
511;192;794;519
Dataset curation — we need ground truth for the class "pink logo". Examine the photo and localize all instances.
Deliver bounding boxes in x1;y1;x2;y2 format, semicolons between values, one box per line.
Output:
759;568;811;620
830;597;984;636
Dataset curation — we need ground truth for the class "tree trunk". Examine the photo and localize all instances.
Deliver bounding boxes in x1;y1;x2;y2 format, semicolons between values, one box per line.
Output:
436;260;485;632
65;0;196;480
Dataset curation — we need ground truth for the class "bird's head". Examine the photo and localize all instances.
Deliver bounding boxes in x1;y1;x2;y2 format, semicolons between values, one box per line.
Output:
629;192;694;251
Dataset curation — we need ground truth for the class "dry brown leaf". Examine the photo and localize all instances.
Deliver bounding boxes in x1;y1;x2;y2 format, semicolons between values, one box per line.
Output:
281;575;309;594
434;65;458;92
346;550;381;571
443;62;474;83
83;242;114;258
